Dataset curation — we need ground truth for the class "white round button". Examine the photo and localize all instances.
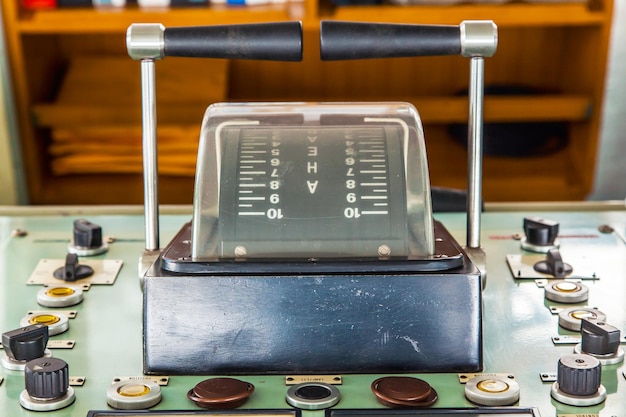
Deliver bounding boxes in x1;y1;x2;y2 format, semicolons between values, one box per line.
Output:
464;375;520;406
107;379;162;410
558;307;606;331
37;285;84;308
20;313;69;336
545;280;588;303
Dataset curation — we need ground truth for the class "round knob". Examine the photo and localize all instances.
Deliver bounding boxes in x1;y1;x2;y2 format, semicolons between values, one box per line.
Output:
25;357;69;400
557;354;601;396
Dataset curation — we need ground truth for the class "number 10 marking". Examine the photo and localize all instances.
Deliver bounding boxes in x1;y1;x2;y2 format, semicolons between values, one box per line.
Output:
267;208;283;219
344;207;361;218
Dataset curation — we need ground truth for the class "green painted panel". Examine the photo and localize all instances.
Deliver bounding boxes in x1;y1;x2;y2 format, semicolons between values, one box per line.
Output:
1;208;625;416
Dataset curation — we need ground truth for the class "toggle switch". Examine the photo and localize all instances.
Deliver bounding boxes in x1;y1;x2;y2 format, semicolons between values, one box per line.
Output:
574;318;624;365
187;377;254;409
20;357;76;411
550;353;606;407
69;219;108;256
533;249;572;278
521;216;560;253
53;253;94;282
371;376;437;408
286;382;341;410
1;325;52;371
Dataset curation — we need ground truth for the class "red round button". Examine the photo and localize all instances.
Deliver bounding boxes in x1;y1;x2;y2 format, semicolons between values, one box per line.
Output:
187;377;254;409
371;376;437;408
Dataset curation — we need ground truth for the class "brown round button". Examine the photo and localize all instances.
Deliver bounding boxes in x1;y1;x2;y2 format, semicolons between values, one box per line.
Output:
371;376;437;408
187;377;254;409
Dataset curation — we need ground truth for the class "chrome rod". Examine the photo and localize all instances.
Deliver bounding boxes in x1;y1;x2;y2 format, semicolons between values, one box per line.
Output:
141;58;159;251
467;56;484;249
127;23;164;253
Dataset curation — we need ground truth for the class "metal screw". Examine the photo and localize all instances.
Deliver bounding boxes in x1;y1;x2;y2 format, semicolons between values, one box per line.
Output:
378;245;391;257
235;246;247;257
598;224;614;234
11;228;27;237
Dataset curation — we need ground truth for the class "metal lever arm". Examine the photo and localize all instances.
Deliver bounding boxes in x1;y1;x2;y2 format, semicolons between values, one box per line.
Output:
321;20;497;253
127;21;303;61
126;22;303;253
320;20;496;60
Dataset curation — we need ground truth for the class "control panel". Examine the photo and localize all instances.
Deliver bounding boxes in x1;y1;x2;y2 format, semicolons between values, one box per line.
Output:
2;17;625;417
1;206;625;416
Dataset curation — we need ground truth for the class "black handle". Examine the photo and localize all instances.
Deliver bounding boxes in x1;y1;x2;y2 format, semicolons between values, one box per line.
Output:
164;21;303;61
320;20;461;60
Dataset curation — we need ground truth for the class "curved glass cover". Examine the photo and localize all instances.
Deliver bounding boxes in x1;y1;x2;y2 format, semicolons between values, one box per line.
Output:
191;102;433;261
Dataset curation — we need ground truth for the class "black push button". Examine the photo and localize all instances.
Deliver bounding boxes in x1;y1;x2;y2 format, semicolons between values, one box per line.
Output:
286;383;340;410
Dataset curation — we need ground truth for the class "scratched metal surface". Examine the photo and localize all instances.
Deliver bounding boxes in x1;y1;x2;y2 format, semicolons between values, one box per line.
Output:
0;207;625;416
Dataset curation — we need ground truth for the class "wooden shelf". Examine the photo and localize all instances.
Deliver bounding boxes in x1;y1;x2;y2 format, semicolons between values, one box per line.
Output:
34;94;592;127
35;174;195;205
33;56;228;127
329;3;609;26
425;126;585;201
1;0;614;203
384;95;592;123
15;5;300;33
14;1;609;35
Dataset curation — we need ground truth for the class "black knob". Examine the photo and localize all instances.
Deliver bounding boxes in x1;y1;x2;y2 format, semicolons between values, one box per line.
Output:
533;248;572;278
581;318;621;356
24;357;70;400
53;253;93;282
73;219;103;249
2;325;49;361
524;216;559;247
557;354;601;397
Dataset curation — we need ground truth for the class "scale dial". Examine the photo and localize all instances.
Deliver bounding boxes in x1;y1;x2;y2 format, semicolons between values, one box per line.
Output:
192;103;433;261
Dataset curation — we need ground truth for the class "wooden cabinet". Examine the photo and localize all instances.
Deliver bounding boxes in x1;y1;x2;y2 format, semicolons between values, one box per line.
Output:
1;0;614;204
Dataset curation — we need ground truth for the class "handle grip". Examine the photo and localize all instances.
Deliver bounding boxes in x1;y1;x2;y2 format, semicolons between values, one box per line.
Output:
320;20;461;60
165;21;302;61
127;21;303;61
